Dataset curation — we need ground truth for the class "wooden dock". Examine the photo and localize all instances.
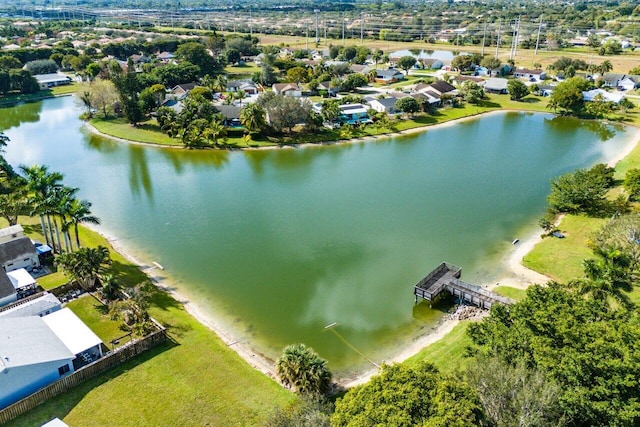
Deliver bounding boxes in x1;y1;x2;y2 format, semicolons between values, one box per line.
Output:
414;262;514;309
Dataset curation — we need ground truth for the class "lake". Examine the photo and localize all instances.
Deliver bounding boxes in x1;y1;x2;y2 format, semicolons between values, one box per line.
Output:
1;96;635;375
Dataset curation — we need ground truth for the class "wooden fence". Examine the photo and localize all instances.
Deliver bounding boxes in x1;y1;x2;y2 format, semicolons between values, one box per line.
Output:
0;323;167;424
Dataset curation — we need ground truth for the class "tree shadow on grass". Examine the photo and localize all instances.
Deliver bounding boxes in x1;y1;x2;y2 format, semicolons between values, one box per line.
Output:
5;340;178;427
109;260;149;288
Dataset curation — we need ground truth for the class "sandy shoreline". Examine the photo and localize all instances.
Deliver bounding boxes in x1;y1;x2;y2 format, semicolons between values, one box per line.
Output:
85;114;640;388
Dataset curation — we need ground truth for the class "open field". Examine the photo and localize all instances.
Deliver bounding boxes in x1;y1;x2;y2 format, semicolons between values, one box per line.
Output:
3;217;294;427
242;33;640;74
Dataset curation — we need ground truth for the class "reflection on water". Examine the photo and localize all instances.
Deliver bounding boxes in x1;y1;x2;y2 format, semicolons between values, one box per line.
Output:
0;100;43;130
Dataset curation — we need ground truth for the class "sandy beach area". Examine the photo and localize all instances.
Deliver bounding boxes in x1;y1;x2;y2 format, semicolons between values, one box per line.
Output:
85;114;640;388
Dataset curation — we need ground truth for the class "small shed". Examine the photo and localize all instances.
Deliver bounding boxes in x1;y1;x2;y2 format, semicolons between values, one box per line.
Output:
7;268;37;299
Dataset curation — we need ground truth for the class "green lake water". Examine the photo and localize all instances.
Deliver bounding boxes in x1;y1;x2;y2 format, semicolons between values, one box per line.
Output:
1;96;636;375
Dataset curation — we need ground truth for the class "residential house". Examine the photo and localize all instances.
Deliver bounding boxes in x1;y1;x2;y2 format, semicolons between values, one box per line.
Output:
375;69;404;84
226;80;259;95
0;293;61;319
318;81;338;95
368;97;399;114
425;80;457;97
490;64;512;77
484;78;509;94
215;105;242;128
0;316;75;409
537;84;556;97
157;51;176;63
474;66;490;76
33;73;72;90
169;83;198;100
0;236;40;273
410;92;440;107
338;104;371;125
272;83;302;97
0;270;16;307
451;75;485;87
582;89;625;104
350;64;372;75
616;75;640;91
420;58;444;70
513;68;547;82
602;73;625;88
130;54;150;65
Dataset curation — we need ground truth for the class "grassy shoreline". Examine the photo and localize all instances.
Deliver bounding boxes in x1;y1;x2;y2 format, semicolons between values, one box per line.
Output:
87;93;552;149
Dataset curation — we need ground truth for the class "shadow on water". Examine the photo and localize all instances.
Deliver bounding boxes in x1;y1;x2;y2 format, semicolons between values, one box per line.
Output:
0;101;43;131
159;146;231;175
128;145;154;202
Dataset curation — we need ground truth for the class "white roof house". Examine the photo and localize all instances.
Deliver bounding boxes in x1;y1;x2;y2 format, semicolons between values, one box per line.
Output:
42;308;103;358
582;89;625;104
33;73;72;88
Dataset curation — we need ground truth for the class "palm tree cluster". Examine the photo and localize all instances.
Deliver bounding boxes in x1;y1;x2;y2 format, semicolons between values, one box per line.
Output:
18;165;100;253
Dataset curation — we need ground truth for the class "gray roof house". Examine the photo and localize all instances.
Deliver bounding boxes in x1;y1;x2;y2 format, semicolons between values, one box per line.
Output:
0;236;39;273
484;78;509;94
368;97;399;114
375;69;404;83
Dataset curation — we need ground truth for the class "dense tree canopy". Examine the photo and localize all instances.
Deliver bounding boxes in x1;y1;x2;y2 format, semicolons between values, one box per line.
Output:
548;77;591;115
469;283;640;426
547;164;614;214
332;362;485;426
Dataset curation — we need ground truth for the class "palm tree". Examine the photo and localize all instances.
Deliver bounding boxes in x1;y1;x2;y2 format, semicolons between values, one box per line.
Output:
234;89;247;106
214;74;228;93
276;343;332;396
48;185;78;253
240;103;267;134
57;245;112;291
21;165;64;250
571;247;632;308
64;198;101;249
205;119;228;147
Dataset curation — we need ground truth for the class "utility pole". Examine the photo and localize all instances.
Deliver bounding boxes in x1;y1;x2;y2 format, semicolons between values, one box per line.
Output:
342;13;345;45
249;9;253;36
534;14;543;60
360;12;364;44
324;16;327;45
306;21;309;50
512;16;521;59
481;23;487;56
314;9;319;44
495;19;501;58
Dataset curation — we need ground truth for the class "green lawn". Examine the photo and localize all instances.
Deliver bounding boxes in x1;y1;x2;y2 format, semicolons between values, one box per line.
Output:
5;218;295;426
523;215;606;283
493;286;527;302
65;296;132;349
404;322;473;373
89;117;181;146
